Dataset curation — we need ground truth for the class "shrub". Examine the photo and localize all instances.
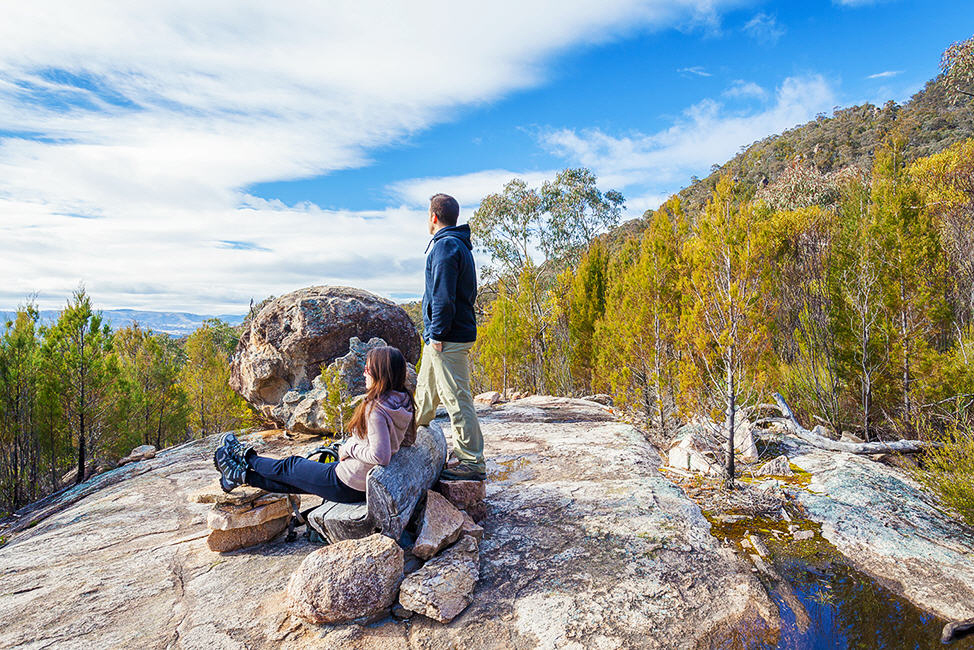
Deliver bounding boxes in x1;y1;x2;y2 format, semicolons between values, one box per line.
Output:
912;425;974;526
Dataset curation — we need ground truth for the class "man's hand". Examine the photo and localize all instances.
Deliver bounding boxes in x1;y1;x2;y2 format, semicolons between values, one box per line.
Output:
431;340;443;353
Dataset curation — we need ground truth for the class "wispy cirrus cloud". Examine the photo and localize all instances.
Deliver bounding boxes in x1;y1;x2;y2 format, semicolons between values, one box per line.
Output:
723;80;768;99
867;70;903;79
539;75;836;213
743;13;785;44
0;1;745;312
391;75;837;223
678;66;713;77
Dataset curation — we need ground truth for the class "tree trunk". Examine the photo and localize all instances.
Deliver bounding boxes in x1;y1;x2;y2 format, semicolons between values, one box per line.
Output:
725;346;736;489
769;393;938;454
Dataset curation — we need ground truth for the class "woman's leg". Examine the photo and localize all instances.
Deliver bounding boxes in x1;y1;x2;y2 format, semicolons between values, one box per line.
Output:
246;454;365;503
243;470;302;495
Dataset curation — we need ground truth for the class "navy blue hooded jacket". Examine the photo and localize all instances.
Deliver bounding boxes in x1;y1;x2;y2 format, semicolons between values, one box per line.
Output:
422;224;477;344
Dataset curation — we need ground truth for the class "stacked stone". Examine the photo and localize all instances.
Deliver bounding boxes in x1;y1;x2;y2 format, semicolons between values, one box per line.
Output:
191;482;297;552
435;478;488;528
286;485;487;625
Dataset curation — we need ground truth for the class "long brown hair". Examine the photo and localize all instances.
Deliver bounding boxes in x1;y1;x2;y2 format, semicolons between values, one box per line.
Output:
347;346;417;446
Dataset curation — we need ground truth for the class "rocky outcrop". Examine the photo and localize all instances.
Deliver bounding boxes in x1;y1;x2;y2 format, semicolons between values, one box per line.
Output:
287;534;404;624
270;336;417;434
788;446;974;622
412;490;464;560
0;398;778;649
229;286;420;425
399;535;480;623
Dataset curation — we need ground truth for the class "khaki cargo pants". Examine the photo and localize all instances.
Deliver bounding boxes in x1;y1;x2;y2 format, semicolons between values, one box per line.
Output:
414;341;485;472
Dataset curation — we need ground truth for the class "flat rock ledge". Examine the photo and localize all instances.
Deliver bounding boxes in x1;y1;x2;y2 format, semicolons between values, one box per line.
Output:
0;398;776;649
790;447;974;621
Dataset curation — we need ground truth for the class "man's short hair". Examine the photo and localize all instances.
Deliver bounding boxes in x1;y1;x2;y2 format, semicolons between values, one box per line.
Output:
429;193;460;227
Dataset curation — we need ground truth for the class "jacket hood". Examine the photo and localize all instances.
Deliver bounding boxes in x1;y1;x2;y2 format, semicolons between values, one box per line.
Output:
431;224;473;250
374;390;415;431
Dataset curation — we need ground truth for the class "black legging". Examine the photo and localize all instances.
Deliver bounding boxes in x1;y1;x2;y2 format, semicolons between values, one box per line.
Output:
244;454;365;503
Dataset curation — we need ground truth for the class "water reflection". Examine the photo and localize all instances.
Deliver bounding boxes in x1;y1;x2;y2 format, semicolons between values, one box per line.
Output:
709;517;973;649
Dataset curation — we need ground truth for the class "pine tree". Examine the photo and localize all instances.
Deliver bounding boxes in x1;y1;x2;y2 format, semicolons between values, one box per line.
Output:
595;199;686;431
680;177;774;487
872;139;951;432
39;288;116;484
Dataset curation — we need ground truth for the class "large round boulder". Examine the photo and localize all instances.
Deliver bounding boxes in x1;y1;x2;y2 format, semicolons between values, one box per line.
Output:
287;533;404;624
230;286;420;419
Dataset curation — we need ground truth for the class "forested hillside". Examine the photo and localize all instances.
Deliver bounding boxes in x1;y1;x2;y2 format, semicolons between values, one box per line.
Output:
0;290;253;515
467;40;974;516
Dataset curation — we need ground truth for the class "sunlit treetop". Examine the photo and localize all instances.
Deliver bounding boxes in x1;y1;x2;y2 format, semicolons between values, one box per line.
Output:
941;34;974;104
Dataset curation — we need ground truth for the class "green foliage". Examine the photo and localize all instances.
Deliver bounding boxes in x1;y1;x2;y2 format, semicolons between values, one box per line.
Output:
470;168;624;394
474;280;531;394
941;34;974;104
912;425;974;526
595;199;686;429
113;325;190;454
319;364;356;436
679;177;776;485
179;321;252;438
40;288;118;485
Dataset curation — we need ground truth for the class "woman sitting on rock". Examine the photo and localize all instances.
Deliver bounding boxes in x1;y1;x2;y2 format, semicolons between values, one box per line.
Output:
214;345;417;502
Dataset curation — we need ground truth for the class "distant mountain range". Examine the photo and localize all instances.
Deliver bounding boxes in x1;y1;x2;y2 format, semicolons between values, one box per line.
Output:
0;309;245;337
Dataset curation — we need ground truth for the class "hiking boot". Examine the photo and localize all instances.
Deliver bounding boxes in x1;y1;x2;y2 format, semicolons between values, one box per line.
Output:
220;432;253;465
213;443;247;493
439;464;487;482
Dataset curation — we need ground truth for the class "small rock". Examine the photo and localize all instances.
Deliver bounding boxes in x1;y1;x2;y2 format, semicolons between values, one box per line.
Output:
403;549;424;575
474;391;501;405
116;444;157;467
459;511;484;542
942;618;974;644
207;498;292;531
748;535;770;558
413;491;464;560
717;514;746;524
464;501;488;524
755;455;793;477
435;479;486;510
391;604;414;620
287;533;404;624
793;530;814;541
399;535;479;623
207;516;289;552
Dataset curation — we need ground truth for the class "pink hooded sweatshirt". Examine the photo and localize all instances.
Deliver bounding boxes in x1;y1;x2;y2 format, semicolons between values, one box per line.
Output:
335;390;414;492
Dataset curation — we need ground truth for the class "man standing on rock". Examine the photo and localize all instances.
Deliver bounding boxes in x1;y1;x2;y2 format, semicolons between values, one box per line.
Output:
415;193;485;481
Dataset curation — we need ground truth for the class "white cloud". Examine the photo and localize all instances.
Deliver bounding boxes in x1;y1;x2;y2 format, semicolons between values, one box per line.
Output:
866;70;903;79
678;66;712;77
540;75;836;212
723;80;768;99
743;13;785;44
0;1;742;312
389;169;559;210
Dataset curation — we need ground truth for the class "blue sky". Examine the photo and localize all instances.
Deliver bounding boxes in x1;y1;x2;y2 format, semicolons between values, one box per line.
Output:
0;1;971;313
